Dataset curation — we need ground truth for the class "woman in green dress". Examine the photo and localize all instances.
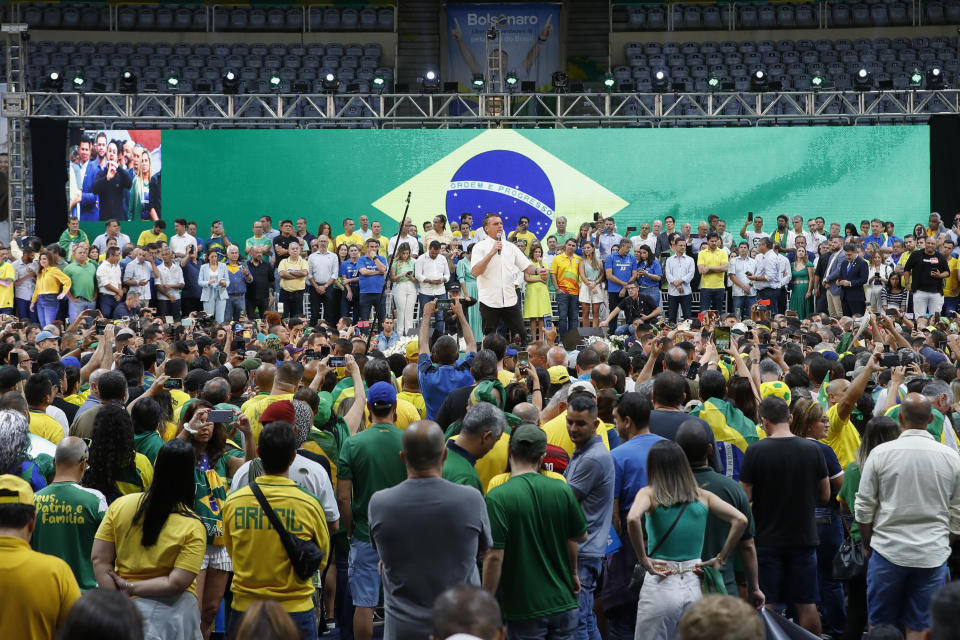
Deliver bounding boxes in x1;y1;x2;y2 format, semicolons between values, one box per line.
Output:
456;244;483;340
789;245;814;319
522;243;551;342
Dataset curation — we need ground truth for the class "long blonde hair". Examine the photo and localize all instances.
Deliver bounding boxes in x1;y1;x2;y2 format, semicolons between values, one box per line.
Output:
582;241;601;271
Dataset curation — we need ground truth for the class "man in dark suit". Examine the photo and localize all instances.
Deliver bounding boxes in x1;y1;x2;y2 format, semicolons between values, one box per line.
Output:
838;242;869;316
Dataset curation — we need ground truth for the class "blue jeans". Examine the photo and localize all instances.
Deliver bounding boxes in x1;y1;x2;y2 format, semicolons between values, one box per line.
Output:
607;290;625;331
417;292;445;334
224;295;245;322
605;603;637;640
341;290;359;323
67;298;96;324
556;291;579;337
815;508;846;635
229;608;317;640
639;286;661;307
203;297;226;323
667;294;691;323
333;545;354;638
36;293;60;327
576;557;603;640
757;288;780;315
943;296;958;314
700;287;726;313
15;297;37;323
358;292;385;327
99;294;119;320
732;295;755;319
507;607;578;640
867;550;948;631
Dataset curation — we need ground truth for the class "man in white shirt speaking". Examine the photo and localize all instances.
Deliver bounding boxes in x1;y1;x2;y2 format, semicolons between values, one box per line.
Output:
471;213;547;344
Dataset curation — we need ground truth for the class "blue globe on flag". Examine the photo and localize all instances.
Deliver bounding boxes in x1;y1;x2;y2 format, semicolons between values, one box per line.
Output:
445;150;556;239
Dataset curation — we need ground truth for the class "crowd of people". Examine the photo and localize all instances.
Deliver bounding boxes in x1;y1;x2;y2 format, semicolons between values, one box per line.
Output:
1;209;959;640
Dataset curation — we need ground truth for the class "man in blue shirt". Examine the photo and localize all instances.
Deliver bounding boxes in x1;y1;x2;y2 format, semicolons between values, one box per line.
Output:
604;240;638;333
417;298;477;420
604;392;665;639
357;239;388;329
863;218;893;256
596;217;623;261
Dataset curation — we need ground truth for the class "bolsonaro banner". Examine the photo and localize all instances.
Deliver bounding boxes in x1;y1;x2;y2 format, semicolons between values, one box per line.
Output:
443;2;563;92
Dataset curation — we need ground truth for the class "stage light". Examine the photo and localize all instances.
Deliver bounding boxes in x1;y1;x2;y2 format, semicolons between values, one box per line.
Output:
44;71;63;91
551;71;568;92
422;70;439;93
472;73;485;89
269;74;282;91
505;72;518;88
71;74;85;90
927;65;945;89
750;68;767;90
603;72;616;89
854;67;872;90
652;69;668;92
166;75;179;90
811;73;823;88
910;69;923;87
372;73;385;88
120;70;137;94
322;72;339;93
707;74;720;89
486;28;498;40
222;70;240;94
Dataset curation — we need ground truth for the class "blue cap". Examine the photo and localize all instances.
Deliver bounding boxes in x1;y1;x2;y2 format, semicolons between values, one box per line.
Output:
505;347;518;356
36;331;58;342
821;350;839;361
368;381;397;406
61;356;81;369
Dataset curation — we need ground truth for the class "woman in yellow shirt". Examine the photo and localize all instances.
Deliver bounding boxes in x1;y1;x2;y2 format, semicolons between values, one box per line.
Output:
30;249;71;327
92;438;206;640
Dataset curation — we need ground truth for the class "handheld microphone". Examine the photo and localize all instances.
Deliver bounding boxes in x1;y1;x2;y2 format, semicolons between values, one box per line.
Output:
497;232;503;255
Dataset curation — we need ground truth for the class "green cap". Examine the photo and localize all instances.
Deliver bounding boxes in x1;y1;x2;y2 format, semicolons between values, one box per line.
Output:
510;423;547;456
239;358;262;371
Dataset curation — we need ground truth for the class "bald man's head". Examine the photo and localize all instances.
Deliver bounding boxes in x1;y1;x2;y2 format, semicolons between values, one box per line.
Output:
899;392;934;429
512;402;540;426
401;363;419;392
547;346;568;367
254;363;276;391
402;420;445;471
54;436;89;466
826;378;849;408
432;585;504;640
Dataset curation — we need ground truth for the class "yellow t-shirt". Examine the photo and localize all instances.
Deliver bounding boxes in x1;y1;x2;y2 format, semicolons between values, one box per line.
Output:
945;257;960;298
169;389;191;426
0;262;14;309
542;411;612;457
454;229;475;240
333;387;421;430
94;492;206;597
486;469;566;493
551;253;582;296
397;391;426;419
63;393;86;407
824;403;863;469
29;410;64;445
475;432;510;493
510;230;538;255
697;247;729;290
136;230;167;247
224;475;330;613
242;393;296;444
334;233;363;250
278;257;309;292
497;370;514;387
0;536;80;640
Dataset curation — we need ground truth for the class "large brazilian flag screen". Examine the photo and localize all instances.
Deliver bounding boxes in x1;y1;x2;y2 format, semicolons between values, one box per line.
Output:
162;126;929;239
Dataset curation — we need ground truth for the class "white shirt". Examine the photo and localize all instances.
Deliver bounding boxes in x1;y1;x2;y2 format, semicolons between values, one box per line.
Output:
123;259;153;300
308;250;339;286
13;258;37;300
414;253;450;297
729;255;757;297
855;429;960;568
168;232;196;257
805;231;827;253
776;253;792;287
46;405;68;437
359;228;373;241
664;253;694;296
92;232;131;255
230;453;340;524
631;234;657;253
96;261;122;295
388;234;420;257
752;250;781;290
471;237;532;308
155;262;184;301
743;230;770;250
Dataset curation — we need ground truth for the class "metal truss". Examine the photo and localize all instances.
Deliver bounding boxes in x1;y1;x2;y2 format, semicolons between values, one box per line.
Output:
10;90;960;128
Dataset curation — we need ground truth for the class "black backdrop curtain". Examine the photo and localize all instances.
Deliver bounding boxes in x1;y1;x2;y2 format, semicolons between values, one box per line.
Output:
30;118;68;246
930;115;960;221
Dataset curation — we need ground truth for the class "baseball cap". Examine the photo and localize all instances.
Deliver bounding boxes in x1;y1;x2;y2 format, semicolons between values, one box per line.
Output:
731;323;748;334
35;331;58;342
116;328;135;340
548;365;570;385
568;380;597;397
260;400;296;425
61;356;81;369
510;423;547;457
405;339;419;361
0;474;34;505
0;365;27;388
368;381;398;406
760;380;792;405
239;358;262;371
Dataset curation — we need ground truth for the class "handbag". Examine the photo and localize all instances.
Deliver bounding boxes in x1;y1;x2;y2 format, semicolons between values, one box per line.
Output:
250;480;326;581
628;502;689;593
831;515;866;581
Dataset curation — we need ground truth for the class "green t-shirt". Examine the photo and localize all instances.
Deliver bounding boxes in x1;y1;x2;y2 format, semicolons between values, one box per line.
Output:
133;430;164;466
692;466;755;593
245;236;273;257
62;260;99;300
553;231;576;246
337;422;407;542
441;442;482;493
31;481;108;590
838;461;861;542
485;472;587;621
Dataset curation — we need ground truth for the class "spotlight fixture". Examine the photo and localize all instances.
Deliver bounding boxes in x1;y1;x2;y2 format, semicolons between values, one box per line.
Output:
707;74;720;89
551;71;569;92
422;69;439;93
811;73;823;88
854;67;872;90
44;71;63;91
166;75;179;90
119;70;137;94
222;70;240;94
603;72;616;89
750;68;767;90
268;74;282;91
927;65;945;89
486;27;498;40
322;72;339;93
652;69;668;92
472;73;485;90
505;71;518;88
910;69;923;87
71;74;85;90
372;73;385;88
